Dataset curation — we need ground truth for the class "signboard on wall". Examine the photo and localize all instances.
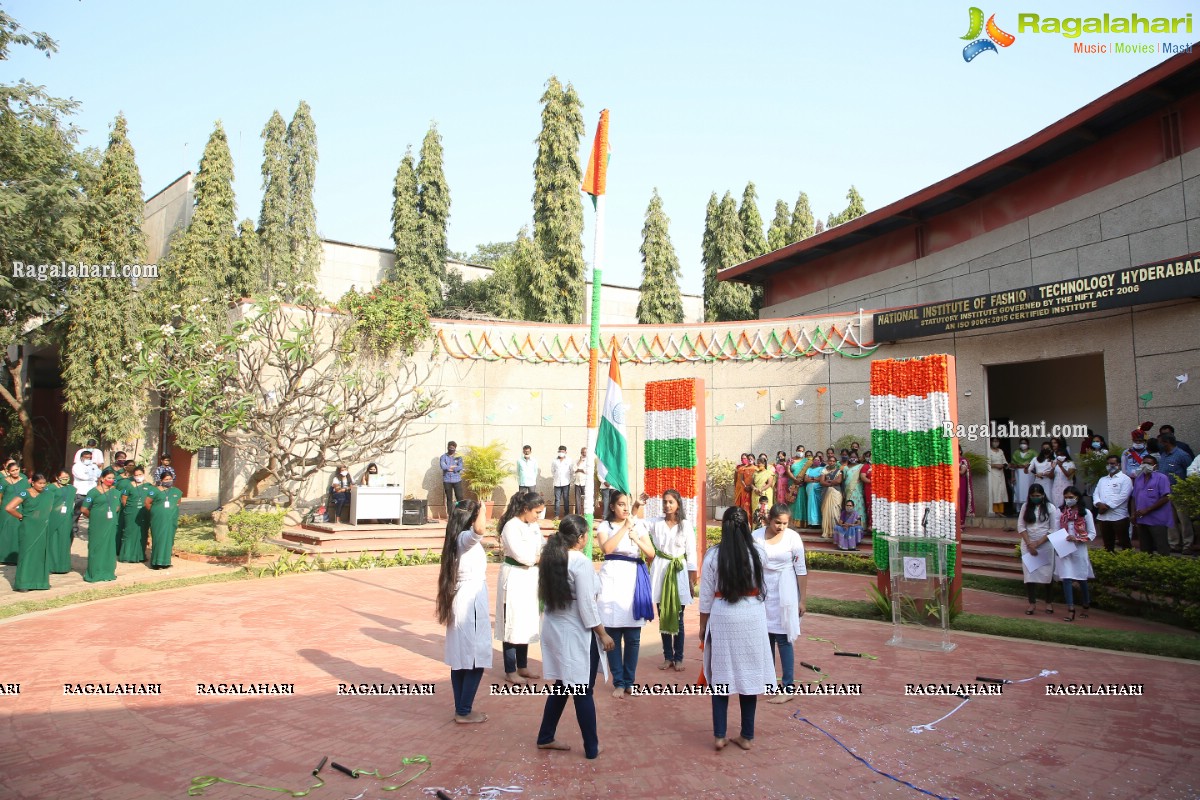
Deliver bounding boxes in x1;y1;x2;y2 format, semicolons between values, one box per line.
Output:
873;251;1200;341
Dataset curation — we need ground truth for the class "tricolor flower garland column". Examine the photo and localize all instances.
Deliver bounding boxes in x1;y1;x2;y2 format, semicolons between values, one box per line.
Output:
644;379;702;525
869;355;959;575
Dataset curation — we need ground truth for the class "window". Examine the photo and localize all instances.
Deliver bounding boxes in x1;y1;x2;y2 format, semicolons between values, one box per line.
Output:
197;446;220;469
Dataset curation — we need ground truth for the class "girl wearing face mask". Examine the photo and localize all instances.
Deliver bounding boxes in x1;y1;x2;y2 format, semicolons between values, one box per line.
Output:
0;459;29;565
118;466;153;563
819;458;845;541
1050;448;1076;509
987;439;1009;517
329;465;353;524
734;455;755;518
1053;486;1095;622
148;473;183;569
645;489;697;672
842;452;865;522
803;455;825;529
1031;443;1056;489
6;473;52;591
47;470;76;574
1122;432;1150;479
788;450;811;524
82;468;121;582
752;504;807;703
1017;483;1059;615
597;491;654;697
1010;438;1035;506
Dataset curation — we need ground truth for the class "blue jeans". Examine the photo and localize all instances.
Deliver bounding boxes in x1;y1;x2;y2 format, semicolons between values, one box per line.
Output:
503;642;529;675
537;637;600;758
450;668;484;717
1062;579;1091;608
769;632;794;687
658;604;685;662
712;694;757;740
606;627;641;689
554;485;570;517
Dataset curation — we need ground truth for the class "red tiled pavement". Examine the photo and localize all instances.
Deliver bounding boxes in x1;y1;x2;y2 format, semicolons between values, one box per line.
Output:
1;565;1198;800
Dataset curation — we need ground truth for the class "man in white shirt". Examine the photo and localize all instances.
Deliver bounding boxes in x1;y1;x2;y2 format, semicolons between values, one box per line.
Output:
1189;452;1200;478
1093;453;1133;552
517;445;538;493
551;445;573;519
71;449;102;535
73;438;105;468
573;446;589;515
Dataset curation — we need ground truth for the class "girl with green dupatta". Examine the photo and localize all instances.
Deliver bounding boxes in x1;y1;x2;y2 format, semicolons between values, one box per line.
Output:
82;469;121;582
147;472;182;569
47;470;76;574
0;460;29;564
642;488;698;672
117;465;152;563
6;473;53;591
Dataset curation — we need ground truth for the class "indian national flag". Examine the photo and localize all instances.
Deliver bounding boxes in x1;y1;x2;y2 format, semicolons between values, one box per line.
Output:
581;109;610;209
596;349;630;494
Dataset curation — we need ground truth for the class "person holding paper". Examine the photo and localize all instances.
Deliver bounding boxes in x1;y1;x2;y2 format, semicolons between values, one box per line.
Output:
1053;486;1096;622
1017;483;1059;615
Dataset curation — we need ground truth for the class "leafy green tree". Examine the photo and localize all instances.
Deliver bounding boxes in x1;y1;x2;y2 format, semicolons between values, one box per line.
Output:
258;110;289;291
738;182;767;259
463;240;516;266
286;101;319;293
635;189;683;325
532;75;585;323
701;193;720;323
157;120;237;311
62;113;149;446
766;199;791;252
790;191;816;243
703;192;754;322
416;123;449;309
814;218;825;235
827;185;867;228
511;227;553;321
0;12;89;466
390;148;432;298
230;218;262;298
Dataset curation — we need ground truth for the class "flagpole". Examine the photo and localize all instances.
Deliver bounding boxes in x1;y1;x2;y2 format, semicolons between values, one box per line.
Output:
582;110;609;559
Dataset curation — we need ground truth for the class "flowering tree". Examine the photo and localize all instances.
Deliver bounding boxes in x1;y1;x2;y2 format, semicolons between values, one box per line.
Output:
132;295;443;539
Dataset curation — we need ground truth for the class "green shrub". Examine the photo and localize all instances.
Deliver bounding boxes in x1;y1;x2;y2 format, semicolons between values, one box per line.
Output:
706;457;736;506
807;551;876;574
1171;475;1200;519
462;441;512;503
227;509;287;561
1090;549;1200;630
963;451;988;477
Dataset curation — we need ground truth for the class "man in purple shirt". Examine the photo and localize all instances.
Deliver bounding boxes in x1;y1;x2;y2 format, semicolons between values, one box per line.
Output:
1130;454;1173;556
439;441;463;518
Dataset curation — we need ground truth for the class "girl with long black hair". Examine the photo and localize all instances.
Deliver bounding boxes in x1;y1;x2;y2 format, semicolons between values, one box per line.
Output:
437;499;491;723
535;515;615;759
699;506;774;751
1017;482;1059;615
645;488;697;672
495;490;545;685
597;490;654;698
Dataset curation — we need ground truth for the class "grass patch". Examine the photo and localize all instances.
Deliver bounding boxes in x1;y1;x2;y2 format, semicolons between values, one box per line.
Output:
174;515;284;559
962;574;1026;597
807;597;885;620
0;571;254;621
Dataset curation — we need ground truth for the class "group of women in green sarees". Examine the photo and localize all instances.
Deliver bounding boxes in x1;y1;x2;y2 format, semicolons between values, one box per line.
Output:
3;458;183;592
783;448;871;537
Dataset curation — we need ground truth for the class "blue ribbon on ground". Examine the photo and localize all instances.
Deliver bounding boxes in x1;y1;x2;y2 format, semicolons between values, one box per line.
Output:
604;553;655;622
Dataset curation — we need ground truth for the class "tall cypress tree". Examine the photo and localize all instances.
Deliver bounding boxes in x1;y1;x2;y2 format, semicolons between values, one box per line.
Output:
635;189;684;325
708;192;754;322
286;101;319;291
790;191;816;243
390;148;434;300
767;199;791;252
158;120;236;309
814;218;825;235
63;113;149;444
827;185;866;228
532;75;585;324
511;226;554;322
738;182;768;259
701;192;720;323
258;110;289;292
230;218;262;298
416;123;450;308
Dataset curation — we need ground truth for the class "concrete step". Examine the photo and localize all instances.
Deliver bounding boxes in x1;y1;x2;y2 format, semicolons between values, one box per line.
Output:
267;536;456;557
962;555;1023;575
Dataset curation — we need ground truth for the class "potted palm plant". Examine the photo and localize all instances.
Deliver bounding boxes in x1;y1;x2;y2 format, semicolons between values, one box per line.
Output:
706;456;736;520
462;440;512;515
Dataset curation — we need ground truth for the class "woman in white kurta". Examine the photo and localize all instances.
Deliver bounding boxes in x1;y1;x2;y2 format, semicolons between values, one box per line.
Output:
1050;450;1076;509
536;515;615;759
1011;438;1036;506
700;507;774;751
597;492;655;697
495;491;546;684
987;440;1009;516
1053;486;1096;622
752;504;807;704
646;489;698;672
1017;483;1060;615
436;499;491;723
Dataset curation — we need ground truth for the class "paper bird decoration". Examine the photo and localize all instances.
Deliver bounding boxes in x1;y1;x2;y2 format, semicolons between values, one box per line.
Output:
1177;373;1189;389
816;387;828;396
472;390;482;398
1139;391;1153;407
794;399;804;407
715;414;726;424
563;402;573;410
833;411;844;420
543;415;553;422
427;412;437;421
771;412;783;422
485;414;496;423
531;391;540;398
854;398;864;407
734;403;746;412
757;389;768;398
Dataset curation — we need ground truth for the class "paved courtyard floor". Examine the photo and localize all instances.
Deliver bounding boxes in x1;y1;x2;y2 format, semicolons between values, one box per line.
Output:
1;564;1197;800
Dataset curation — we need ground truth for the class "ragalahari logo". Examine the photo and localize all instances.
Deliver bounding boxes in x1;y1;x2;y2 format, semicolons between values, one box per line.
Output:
962;7;1016;61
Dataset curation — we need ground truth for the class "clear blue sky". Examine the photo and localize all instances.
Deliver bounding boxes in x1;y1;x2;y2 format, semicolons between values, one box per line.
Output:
6;0;1196;294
